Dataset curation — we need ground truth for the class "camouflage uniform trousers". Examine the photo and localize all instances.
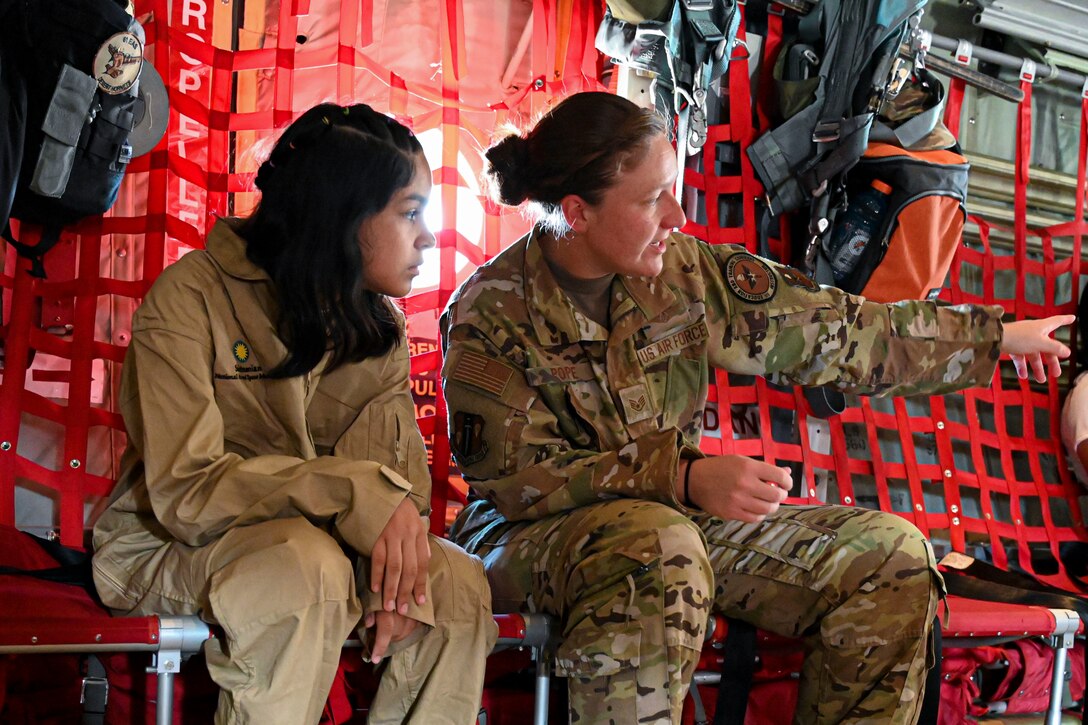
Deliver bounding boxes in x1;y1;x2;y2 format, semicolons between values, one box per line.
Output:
452;499;942;725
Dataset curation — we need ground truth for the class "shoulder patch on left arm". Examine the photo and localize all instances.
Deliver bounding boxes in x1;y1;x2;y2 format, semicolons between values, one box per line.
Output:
723;252;777;304
449;349;516;397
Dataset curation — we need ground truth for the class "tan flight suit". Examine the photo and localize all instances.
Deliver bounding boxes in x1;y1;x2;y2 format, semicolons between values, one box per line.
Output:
441;229;1004;724
92;220;496;725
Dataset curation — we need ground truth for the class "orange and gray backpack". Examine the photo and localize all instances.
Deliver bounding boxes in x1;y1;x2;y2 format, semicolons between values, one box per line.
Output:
829;69;970;301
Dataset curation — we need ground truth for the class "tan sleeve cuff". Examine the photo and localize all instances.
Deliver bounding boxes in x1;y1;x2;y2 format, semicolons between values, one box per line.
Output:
347;465;412;556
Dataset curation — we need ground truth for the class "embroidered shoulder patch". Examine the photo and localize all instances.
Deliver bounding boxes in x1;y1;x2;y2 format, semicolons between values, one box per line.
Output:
449;349;515;397
780;266;819;292
451;412;489;465
725;253;777;304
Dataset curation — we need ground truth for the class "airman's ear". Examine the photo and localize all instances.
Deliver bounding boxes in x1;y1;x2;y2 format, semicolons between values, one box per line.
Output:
559;194;591;234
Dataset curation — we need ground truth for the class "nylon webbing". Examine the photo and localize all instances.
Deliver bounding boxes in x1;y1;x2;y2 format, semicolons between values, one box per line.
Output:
698;23;1088;593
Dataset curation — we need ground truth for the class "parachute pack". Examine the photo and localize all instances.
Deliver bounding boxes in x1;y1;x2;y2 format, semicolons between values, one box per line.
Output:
746;0;928;224
596;0;742;159
0;0;165;278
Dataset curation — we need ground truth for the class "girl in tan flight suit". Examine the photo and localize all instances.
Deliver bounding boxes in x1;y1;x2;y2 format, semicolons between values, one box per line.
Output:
92;103;496;724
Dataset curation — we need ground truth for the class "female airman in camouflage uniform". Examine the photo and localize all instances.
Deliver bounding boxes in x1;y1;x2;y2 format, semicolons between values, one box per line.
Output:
441;91;1072;724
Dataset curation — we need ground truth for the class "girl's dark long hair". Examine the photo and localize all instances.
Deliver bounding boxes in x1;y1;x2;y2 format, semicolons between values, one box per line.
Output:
238;103;423;378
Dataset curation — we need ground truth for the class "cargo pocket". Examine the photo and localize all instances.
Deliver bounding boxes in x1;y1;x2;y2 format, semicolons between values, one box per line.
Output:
706;514;837;589
554;549;662;679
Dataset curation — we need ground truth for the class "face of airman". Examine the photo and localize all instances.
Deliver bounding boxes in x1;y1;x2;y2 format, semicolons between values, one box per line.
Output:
559;133;686;279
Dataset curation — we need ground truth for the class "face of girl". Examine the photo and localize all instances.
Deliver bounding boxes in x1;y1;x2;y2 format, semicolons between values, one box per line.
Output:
358;153;435;297
570;133;687;279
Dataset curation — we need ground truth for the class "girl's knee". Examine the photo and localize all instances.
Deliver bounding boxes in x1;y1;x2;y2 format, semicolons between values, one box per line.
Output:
428;536;494;626
209;519;356;619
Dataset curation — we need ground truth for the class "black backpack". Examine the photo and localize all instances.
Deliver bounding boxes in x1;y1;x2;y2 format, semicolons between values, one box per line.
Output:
0;0;146;277
745;0;929;273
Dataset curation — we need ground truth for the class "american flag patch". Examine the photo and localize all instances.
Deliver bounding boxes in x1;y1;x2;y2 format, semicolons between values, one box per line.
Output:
450;350;514;397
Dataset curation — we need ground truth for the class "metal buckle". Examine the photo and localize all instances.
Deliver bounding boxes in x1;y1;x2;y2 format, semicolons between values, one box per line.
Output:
812;120;840;143
682;0;714;10
81;676;109;711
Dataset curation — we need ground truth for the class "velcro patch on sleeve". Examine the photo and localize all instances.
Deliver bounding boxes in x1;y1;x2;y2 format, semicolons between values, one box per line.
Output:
449;349;516;398
724;253;777;304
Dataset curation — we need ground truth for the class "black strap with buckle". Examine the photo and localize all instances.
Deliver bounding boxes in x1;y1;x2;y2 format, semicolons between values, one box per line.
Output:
81;654;109;725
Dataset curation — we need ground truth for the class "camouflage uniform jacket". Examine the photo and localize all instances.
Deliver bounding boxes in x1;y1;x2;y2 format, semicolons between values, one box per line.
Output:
441;229;1003;526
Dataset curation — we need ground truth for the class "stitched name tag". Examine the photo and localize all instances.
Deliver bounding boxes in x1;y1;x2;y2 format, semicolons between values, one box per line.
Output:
525;362;595;386
636;321;709;366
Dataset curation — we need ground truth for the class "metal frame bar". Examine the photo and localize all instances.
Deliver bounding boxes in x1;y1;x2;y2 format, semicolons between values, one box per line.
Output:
0;614;212;724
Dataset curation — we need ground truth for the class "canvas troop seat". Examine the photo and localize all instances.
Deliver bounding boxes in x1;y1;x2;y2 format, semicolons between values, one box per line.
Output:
0;495;557;725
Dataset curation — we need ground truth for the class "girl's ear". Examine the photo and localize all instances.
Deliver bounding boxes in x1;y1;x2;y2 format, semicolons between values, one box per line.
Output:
559;194;591;234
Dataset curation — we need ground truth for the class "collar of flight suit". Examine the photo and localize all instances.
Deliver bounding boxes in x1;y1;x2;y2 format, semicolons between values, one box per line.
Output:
205;217;272;283
523;227;681;346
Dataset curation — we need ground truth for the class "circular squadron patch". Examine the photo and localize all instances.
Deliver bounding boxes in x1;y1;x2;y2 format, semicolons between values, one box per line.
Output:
725;253;777;303
94;31;143;95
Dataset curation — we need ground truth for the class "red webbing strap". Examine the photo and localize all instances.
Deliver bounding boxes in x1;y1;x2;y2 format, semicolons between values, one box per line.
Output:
1074;91;1088;358
731;6;760;254
426;0;465;532
930;395;967;554
1014;73;1033;319
893;397;933;538
0;250;40;530
682;4;762;251
943;77;966;139
755;6;785;135
859;398;895;522
791;388;823;504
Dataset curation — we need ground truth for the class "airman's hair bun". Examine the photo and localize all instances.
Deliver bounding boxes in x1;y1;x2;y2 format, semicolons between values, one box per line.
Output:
485;133;531;206
254;160;275;191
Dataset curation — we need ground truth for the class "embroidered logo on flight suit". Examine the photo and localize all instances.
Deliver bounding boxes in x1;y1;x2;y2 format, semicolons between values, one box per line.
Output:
618;383;654;424
232;340;251;364
725;254;777;303
451;411;489;465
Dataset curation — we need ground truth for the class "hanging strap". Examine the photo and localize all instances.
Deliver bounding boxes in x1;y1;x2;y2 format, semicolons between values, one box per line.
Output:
2;222;63;279
917;616;942;725
712;617;757;725
81;654;108;725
